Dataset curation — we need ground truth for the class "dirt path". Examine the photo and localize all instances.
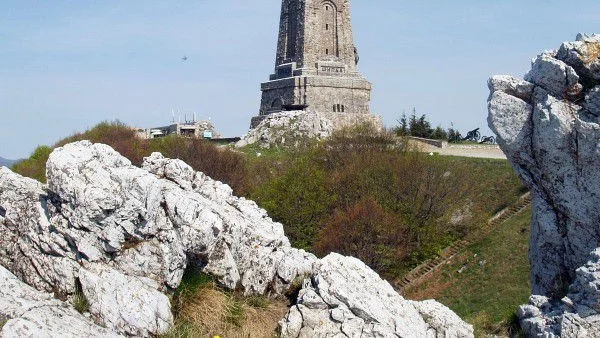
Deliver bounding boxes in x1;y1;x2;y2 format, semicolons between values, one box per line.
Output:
407;138;507;160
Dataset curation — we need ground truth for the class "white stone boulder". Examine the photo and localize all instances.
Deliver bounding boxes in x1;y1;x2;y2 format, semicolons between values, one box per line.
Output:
0;265;121;338
78;264;173;337
279;253;474;338
236;110;382;148
488;34;600;336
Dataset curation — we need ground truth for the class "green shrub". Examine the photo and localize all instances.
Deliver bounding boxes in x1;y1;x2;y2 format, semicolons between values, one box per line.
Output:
11;145;52;182
249;154;335;251
247;129;524;277
73;279;90;313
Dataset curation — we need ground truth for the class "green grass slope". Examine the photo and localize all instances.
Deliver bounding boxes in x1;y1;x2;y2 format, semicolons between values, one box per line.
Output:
405;207;532;337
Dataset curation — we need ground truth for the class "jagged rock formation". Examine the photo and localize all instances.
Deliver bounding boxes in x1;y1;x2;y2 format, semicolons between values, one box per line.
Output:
488;33;600;336
0;141;471;337
0;141;315;336
236;111;382;148
280;253;473;338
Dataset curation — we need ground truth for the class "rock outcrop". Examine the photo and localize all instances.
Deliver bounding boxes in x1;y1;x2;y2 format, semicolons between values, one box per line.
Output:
0;265;121;337
0;141;316;336
0;141;472;337
280;253;473;338
236;111;382;148
488;33;600;336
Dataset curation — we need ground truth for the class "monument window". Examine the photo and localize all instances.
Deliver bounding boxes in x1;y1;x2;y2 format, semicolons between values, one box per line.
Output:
326;24;329;30
341;105;345;112
326;48;329;55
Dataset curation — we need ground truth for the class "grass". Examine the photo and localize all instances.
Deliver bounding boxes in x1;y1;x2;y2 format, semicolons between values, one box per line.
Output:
165;268;288;338
583;42;600;65
404;206;532;337
73;279;90;314
0;318;7;329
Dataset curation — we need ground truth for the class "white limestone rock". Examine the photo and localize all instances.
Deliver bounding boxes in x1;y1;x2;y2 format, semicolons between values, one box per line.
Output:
236;110;382;148
0;141;318;335
0;167;80;296
1;140;471;336
0;265;121;338
236;111;334;148
518;250;600;337
556;34;600;85
279;253;474;338
585;86;600;115
78;264;172;337
488;34;600;336
525;53;581;99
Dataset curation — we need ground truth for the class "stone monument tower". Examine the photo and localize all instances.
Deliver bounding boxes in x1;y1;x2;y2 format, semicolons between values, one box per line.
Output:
251;0;373;127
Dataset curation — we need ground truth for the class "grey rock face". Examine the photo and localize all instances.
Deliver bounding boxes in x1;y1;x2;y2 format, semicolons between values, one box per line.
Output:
488;34;600;336
0;265;121;338
279;253;473;338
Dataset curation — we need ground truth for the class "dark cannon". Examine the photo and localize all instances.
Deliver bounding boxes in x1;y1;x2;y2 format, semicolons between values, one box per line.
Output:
462;128;481;142
479;136;496;144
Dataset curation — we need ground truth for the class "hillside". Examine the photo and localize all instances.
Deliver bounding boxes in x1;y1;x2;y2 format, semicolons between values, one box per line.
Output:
11;122;526;282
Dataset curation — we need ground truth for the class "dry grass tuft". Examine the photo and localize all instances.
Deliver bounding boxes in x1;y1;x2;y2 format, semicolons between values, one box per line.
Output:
583;42;600;65
166;286;288;338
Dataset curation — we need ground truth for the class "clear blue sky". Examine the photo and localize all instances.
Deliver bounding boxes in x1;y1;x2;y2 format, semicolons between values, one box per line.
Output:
1;1;598;159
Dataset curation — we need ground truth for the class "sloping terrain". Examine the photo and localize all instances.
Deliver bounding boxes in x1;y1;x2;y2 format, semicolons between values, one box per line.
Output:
404;207;532;336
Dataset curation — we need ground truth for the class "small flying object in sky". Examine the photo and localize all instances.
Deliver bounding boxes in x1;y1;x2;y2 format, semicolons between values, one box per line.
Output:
182;56;188;61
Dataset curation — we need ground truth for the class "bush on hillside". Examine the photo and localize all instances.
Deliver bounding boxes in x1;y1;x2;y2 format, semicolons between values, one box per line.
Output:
249;155;335;251
247;127;523;276
314;196;408;271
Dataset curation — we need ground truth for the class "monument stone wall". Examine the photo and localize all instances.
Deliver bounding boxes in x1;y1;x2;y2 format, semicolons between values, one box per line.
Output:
252;0;373;128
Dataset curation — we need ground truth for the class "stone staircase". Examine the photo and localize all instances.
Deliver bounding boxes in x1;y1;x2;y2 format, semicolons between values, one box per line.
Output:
395;192;532;292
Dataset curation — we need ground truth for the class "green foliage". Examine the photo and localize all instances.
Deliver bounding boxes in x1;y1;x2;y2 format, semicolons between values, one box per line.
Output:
73;279;90;314
11;121;249;194
11;145;52;182
172;267;215;315
315;196;407;271
0;318;7;329
224;298;245;327
247;128;524;277
394;109;452;140
249;154;335;251
245;295;270;309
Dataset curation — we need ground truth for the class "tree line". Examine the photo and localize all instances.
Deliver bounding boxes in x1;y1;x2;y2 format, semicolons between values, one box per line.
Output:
394;109;462;141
